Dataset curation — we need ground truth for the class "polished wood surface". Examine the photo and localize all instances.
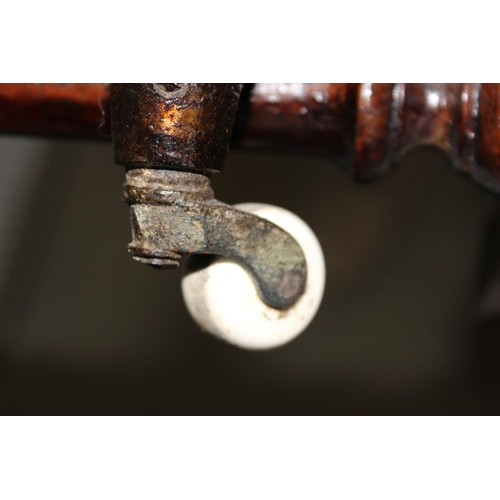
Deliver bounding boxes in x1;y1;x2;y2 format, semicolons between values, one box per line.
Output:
0;83;110;138
1;83;500;194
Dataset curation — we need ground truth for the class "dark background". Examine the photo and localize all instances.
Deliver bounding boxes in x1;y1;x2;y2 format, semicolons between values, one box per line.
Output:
1;136;500;414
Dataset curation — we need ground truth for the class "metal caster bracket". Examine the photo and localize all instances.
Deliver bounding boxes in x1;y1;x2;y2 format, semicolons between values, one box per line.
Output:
111;84;307;310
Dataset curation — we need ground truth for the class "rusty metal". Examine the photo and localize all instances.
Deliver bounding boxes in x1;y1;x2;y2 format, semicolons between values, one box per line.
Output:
124;169;306;309
111;83;308;310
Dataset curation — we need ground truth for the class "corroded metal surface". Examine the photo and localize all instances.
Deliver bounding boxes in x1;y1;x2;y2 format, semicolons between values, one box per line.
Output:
124;169;307;309
111;84;307;309
110;83;243;173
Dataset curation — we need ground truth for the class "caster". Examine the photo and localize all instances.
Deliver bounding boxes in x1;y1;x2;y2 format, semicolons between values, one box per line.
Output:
111;85;325;350
182;203;326;350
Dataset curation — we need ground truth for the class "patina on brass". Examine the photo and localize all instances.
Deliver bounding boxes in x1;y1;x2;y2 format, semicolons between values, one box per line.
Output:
123;169;306;309
111;83;244;173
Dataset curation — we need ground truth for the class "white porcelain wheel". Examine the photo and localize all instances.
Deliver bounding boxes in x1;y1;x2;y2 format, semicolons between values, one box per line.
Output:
181;203;326;350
